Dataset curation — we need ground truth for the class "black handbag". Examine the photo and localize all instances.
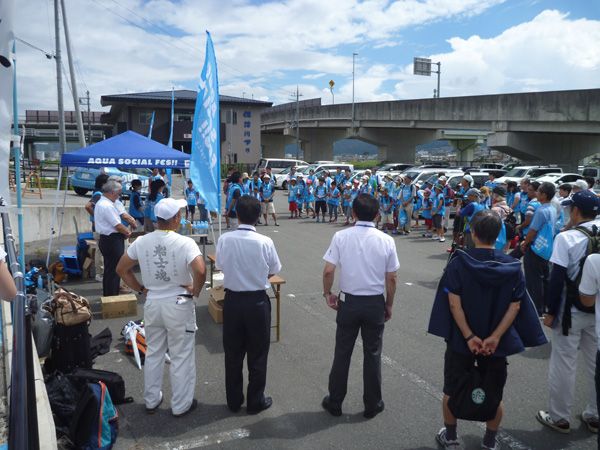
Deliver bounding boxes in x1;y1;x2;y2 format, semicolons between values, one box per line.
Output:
448;357;505;422
68;368;133;404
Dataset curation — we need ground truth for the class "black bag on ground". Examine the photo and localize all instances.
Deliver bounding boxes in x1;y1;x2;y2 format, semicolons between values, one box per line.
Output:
45;372;81;437
69;367;133;404
46;322;92;374
68;383;99;448
448;358;504;422
90;327;112;361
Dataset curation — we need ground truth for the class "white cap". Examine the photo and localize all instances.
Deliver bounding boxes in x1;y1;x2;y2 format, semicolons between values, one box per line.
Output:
263;174;271;179
463;174;474;184
155;198;187;220
438;176;447;182
573;180;589;191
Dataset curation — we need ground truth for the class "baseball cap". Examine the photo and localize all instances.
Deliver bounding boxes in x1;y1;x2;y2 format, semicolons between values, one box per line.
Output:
573;180;588;191
466;188;481;198
463;174;474;184
155;198;187;220
263;174;271;179
562;190;600;214
438;176;447;182
492;186;507;197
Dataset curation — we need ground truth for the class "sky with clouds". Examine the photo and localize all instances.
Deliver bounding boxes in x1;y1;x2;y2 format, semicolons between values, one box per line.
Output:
12;0;600;113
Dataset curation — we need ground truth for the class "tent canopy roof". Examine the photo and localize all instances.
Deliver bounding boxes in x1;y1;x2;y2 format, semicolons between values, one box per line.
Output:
60;131;190;169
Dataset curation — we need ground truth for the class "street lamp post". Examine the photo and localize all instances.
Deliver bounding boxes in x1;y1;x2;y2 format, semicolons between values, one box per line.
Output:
351;52;357;126
329;79;335;104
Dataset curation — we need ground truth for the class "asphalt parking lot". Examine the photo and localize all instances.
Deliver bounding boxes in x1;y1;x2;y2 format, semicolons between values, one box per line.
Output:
53;194;596;450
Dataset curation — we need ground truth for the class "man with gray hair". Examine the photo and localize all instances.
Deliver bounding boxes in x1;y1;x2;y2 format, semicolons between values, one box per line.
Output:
95;179;131;296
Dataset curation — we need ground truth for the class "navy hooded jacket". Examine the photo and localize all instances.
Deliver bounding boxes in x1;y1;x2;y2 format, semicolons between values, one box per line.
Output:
428;248;547;356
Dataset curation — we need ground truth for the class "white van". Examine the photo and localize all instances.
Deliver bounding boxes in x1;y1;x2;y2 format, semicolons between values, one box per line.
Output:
301;163;354;178
254;158;308;175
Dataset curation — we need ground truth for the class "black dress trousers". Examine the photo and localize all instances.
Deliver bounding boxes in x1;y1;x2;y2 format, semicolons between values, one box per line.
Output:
328;293;385;411
98;233;125;297
223;289;271;411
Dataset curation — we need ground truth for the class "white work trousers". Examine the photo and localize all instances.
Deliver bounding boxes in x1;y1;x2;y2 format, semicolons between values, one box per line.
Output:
143;297;197;415
548;310;598;422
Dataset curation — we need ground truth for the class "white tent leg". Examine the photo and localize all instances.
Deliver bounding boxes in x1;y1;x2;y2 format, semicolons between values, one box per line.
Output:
46;166;63;268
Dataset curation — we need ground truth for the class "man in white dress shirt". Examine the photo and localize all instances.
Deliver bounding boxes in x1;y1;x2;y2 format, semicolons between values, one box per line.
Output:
94;179;131;296
321;193;400;419
117;198;206;417
216;195;282;415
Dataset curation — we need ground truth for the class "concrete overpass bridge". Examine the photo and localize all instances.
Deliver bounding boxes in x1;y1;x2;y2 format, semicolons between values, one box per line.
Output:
260;89;600;169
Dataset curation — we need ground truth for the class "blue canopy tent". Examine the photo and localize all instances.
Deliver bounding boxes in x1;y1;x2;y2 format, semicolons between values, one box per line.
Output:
60;130;190;169
48;131;191;267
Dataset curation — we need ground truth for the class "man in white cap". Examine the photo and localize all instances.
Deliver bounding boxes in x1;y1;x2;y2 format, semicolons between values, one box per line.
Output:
117;198;206;417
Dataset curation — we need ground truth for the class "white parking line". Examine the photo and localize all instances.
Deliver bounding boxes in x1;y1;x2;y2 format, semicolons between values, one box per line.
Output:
161;428;251;449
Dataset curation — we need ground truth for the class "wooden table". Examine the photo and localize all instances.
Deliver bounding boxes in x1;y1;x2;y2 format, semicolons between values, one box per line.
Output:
207;254;286;342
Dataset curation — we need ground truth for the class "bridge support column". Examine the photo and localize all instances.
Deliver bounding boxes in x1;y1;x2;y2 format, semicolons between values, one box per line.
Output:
448;139;478;165
261;134;296;158
349;128;436;163
299;129;346;162
488;132;600;172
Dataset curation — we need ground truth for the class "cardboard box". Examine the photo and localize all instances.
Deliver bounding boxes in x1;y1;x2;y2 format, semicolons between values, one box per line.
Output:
101;294;138;319
208;298;223;324
210;285;225;303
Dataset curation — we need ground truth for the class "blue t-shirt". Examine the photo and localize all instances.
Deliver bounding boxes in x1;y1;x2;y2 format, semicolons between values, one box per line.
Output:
522;199;540;235
288;186;297;203
380;195;393;214
460;202;485;232
315;184;328;200
328;188;340;206
145;193;164;222
519;190;530;214
129;190;144;219
421;197;433;219
185;187;198;206
434;192;445;216
342;188;352;207
260;183;274;202
530;202;557;233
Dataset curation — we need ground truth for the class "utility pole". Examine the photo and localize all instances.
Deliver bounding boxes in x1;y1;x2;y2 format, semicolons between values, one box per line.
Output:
352;52;358;127
79;90;91;144
86;90;91;143
294;86;302;160
60;0;86;147
54;0;66;154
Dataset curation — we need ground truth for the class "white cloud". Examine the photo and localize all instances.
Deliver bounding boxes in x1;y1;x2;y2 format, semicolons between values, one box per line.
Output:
392;10;600;99
13;0;506;112
12;1;598;115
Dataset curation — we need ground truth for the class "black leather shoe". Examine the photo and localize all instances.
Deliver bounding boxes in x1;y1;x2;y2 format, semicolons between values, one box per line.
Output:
363;401;384;419
247;396;272;415
322;395;342;417
228;395;245;413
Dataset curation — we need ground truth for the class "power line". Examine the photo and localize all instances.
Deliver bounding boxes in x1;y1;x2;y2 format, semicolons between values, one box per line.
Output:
14;37;54;58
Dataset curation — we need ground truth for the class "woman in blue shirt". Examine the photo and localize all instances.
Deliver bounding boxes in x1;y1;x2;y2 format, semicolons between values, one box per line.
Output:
327;181;340;223
144;179;165;232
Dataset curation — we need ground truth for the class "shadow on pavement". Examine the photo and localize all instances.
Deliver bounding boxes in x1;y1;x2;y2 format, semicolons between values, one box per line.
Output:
244;410;365;440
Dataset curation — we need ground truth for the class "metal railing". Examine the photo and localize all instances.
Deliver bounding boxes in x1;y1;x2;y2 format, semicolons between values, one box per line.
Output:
2;198;39;449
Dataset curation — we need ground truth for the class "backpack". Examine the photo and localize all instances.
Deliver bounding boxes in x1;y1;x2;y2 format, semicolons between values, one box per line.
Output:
71;381;118;450
504;211;517;242
562;225;600;335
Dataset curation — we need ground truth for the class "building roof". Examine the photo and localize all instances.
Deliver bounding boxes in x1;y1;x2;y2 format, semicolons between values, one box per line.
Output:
101;90;272;107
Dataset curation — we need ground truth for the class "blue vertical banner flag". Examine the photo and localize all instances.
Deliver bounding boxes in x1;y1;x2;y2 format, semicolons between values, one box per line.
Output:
147;111;155;138
166;87;174;185
190;31;220;213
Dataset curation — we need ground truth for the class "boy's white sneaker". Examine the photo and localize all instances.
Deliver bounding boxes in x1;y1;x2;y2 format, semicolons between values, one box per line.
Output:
431;236;439;240
436;428;461;449
439;237;446;242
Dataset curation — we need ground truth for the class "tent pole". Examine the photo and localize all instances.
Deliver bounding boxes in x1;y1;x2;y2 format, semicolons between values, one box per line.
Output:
46;166;63;268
